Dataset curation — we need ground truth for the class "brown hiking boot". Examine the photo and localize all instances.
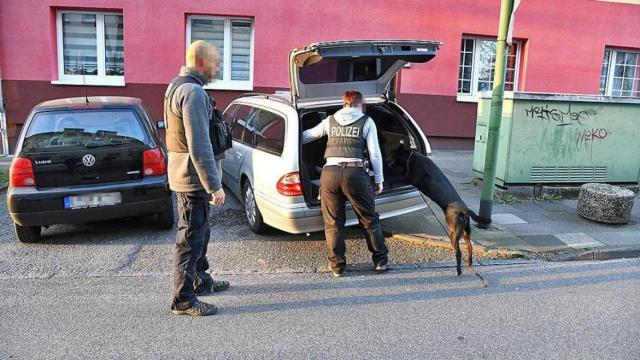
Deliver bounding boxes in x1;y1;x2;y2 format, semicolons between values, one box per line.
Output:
171;300;218;316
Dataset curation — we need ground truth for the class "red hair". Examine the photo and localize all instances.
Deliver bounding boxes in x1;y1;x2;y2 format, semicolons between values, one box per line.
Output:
342;91;363;107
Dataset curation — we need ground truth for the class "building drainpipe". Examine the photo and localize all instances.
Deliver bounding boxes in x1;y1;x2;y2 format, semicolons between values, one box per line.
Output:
477;0;515;229
0;63;9;156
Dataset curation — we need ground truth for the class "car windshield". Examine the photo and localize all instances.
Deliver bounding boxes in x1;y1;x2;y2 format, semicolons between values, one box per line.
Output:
22;108;148;152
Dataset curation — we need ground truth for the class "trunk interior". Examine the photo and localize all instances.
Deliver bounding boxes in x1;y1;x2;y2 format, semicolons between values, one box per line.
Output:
299;102;424;206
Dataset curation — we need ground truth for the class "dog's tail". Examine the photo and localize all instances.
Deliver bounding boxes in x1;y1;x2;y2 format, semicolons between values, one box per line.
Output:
465;209;492;226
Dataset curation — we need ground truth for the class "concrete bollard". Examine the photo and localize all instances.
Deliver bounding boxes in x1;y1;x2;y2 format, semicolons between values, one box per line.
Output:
577;183;636;224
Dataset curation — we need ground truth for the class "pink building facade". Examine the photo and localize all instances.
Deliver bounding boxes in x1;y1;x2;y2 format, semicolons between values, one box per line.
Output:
1;0;639;151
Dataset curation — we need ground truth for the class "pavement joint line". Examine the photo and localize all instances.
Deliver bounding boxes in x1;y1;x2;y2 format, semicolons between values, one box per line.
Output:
550;246;640;262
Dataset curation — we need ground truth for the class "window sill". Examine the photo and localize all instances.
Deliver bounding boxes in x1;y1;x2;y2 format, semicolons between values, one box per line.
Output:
203;81;253;91
456;94;479;103
51;77;125;87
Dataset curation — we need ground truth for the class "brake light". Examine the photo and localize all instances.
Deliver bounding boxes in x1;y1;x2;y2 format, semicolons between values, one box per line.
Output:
143;148;167;176
277;172;302;196
10;157;36;187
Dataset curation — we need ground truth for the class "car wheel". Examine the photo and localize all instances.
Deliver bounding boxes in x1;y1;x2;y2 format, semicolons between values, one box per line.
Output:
156;198;175;230
14;223;42;243
243;181;267;234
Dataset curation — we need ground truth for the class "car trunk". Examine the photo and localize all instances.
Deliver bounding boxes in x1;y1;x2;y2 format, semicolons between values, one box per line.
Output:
20;108;152;188
27;147;148;188
299;101;426;206
289;40;440;205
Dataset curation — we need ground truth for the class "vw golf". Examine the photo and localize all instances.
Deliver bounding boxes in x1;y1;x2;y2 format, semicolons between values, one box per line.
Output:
7;97;174;243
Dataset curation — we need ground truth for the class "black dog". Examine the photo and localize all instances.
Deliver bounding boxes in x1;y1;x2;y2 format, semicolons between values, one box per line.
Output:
391;145;490;277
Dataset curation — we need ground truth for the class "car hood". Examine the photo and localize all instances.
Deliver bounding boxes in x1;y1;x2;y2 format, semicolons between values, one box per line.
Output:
288;40;441;107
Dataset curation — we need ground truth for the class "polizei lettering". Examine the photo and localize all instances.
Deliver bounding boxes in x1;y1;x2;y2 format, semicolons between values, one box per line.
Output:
330;126;361;138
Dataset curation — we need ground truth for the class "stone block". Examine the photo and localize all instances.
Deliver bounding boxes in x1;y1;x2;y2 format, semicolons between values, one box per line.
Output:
577;183;636;224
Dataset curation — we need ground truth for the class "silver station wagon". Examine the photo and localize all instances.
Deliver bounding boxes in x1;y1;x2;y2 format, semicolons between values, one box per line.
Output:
221;40;441;234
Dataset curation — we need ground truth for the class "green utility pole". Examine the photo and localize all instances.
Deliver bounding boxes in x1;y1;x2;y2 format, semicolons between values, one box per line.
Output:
478;0;515;229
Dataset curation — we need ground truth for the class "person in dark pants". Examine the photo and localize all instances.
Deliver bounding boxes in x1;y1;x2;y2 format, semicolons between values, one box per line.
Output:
165;40;229;316
303;91;388;277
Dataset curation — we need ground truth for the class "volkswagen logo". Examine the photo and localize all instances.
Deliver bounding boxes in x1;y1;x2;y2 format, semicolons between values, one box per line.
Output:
82;154;96;167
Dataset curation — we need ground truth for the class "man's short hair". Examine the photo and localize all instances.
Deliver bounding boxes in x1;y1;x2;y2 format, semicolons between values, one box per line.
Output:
186;40;219;67
342;91;364;107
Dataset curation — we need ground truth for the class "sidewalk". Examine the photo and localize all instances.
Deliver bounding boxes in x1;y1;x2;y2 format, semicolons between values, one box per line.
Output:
0;155;13;169
382;150;640;260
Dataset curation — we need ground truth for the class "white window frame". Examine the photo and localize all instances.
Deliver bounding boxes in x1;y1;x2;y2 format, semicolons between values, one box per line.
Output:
52;10;125;87
456;36;521;103
186;15;255;91
600;47;640;98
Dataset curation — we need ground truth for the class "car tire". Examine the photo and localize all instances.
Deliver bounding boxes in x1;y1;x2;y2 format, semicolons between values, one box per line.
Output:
243;181;267;234
156;198;175;230
14;223;42;243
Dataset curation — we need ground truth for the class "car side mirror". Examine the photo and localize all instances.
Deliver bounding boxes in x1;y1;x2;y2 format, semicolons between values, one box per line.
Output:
156;120;166;130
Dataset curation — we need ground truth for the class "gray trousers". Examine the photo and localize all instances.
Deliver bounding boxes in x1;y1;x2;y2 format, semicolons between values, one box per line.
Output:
320;165;388;272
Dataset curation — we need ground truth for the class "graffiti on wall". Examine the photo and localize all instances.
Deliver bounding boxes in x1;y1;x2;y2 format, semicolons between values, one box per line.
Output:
524;104;595;127
523;103;610;156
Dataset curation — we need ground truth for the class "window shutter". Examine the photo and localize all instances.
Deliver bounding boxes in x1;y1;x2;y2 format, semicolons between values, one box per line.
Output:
190;18;225;80
231;21;252;81
104;15;124;76
62;13;98;75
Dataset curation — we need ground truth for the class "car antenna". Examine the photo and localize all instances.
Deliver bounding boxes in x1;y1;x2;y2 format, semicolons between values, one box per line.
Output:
82;70;89;104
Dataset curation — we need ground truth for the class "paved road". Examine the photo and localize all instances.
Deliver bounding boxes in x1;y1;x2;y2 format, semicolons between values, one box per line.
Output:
0;184;503;279
1;259;638;359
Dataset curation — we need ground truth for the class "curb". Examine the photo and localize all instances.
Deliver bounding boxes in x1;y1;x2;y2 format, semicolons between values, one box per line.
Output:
389;233;527;259
551;246;640;262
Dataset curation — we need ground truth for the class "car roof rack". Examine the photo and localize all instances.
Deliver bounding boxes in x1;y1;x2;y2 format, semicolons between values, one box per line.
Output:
236;93;292;106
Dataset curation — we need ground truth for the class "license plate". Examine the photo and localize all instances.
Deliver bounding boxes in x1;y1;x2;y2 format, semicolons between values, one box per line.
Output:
64;192;121;209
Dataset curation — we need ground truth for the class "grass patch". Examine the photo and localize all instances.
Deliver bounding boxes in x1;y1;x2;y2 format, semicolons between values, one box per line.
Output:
498;193;521;204
0;169;7;185
534;193;563;202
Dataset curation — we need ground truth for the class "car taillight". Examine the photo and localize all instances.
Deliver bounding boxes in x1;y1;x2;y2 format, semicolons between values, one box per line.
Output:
143;148;167;176
277;172;302;196
10;157;36;187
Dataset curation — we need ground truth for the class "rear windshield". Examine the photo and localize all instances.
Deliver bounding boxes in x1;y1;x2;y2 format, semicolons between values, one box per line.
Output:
22;108;149;152
299;57;396;84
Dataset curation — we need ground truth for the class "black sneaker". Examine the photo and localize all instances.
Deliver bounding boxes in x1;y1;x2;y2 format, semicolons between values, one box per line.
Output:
375;263;388;272
171;300;218;316
195;280;231;296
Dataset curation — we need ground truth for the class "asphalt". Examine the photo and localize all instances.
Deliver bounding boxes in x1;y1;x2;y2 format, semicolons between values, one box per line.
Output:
1;259;639;359
0;183;505;281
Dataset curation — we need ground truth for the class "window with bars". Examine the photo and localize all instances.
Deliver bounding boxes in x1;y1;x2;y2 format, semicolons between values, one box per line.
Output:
55;11;124;86
599;48;639;98
187;16;254;90
457;37;520;101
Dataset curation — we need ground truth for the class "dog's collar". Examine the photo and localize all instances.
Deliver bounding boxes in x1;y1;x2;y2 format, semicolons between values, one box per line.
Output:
404;151;415;179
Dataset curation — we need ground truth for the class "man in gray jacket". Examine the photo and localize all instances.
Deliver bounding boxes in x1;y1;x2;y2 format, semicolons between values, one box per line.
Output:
165;40;228;316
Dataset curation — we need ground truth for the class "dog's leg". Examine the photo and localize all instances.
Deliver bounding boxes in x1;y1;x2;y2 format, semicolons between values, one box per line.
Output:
463;219;473;268
463;215;488;287
446;210;464;276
